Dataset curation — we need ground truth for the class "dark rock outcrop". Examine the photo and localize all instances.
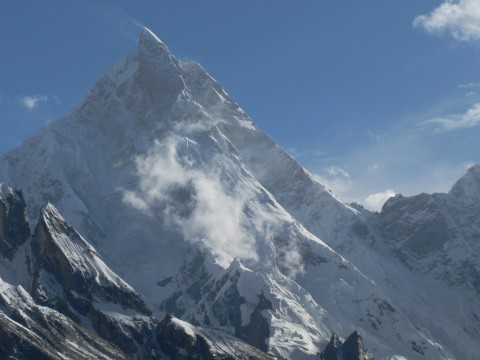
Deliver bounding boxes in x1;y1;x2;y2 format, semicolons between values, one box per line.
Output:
31;203;158;358
0;186;30;260
161;252;273;354
320;333;343;360
157;314;282;360
320;331;374;360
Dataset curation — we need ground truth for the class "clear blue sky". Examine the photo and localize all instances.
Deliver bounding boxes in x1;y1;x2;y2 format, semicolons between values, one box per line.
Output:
1;1;479;210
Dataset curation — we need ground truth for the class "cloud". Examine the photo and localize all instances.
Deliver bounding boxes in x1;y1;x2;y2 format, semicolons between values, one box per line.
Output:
367;164;383;172
423;102;480;131
363;189;396;212
313;170;354;200
122;136;260;262
367;130;386;146
414;0;480;42
277;245;305;278
458;82;480;89
325;166;351;178
18;94;48;110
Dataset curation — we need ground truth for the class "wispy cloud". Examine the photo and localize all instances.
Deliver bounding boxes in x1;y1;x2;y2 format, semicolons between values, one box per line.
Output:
313;166;354;200
414;0;480;42
423;102;480;132
325;166;351;179
458;82;480;89
18;94;48;110
313;165;396;211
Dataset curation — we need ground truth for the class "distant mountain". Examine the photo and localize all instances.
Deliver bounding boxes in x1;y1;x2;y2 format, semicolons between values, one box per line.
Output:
0;28;478;359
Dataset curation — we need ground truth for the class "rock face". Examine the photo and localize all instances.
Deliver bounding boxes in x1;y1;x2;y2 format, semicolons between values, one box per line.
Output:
0;185;30;260
157;314;282;360
320;332;374;360
31;203;158;357
342;331;374;360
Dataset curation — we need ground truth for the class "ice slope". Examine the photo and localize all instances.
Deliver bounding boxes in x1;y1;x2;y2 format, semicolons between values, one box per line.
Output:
0;28;466;359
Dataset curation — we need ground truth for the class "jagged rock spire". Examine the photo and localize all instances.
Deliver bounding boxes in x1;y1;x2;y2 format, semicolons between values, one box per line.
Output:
320;331;374;360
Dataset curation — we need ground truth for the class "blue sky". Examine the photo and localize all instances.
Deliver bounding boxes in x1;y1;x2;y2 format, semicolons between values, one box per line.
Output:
1;1;480;210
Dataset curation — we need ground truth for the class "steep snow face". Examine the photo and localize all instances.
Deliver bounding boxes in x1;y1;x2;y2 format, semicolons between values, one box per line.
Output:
31;203;160;357
0;28;467;359
34;203;142;299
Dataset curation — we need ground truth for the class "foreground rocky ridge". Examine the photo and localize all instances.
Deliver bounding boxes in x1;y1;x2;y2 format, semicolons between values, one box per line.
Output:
0;185;283;359
0;28;478;359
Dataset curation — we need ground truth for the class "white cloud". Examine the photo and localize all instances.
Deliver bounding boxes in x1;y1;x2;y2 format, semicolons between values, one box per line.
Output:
363;189;396;212
313;166;353;199
325;166;351;178
19;94;48;110
277;245;305;278
458;82;480;89
414;0;480;42
122;136;260;262
367;164;383;172
423;102;480;131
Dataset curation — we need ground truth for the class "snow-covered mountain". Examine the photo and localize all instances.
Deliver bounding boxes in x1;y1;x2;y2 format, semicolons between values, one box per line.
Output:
0;28;478;359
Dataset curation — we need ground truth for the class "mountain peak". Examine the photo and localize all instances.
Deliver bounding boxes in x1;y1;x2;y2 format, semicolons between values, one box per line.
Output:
39;202;63;224
132;27;184;106
138;27;170;57
0;183;14;199
449;163;480;203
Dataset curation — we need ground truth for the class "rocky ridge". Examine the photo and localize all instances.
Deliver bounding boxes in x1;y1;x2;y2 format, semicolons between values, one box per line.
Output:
0;184;282;359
